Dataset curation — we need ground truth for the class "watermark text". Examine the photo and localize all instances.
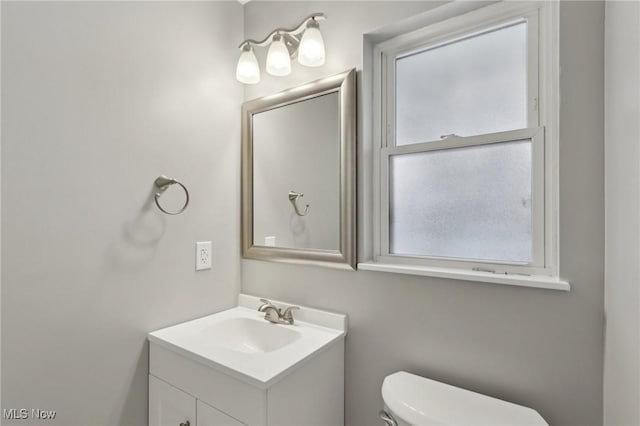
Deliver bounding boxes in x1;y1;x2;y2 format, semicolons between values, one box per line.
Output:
3;408;56;420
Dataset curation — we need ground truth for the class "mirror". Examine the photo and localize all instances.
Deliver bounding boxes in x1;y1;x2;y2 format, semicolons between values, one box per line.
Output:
242;69;356;270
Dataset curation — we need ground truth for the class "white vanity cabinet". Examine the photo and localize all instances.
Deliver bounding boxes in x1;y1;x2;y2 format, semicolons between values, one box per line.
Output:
148;295;347;426
149;374;244;426
197;400;245;426
149;375;195;426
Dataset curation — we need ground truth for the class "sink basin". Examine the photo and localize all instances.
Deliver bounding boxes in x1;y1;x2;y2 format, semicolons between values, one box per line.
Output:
201;318;301;354
148;295;347;388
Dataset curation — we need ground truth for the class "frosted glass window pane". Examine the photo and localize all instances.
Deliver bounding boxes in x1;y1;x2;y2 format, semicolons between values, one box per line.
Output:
396;22;528;145
389;140;532;263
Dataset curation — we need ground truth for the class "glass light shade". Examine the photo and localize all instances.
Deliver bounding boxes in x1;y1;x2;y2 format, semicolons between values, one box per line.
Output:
236;46;260;84
266;36;291;76
298;26;325;67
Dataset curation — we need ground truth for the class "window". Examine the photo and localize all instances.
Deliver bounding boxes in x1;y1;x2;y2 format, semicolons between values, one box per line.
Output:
368;2;563;285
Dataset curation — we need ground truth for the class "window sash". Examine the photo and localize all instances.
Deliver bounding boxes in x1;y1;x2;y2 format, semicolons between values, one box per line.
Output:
382;10;540;150
378;127;545;274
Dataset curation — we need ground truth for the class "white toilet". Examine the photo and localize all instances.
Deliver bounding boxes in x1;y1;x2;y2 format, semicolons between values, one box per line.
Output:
380;372;548;426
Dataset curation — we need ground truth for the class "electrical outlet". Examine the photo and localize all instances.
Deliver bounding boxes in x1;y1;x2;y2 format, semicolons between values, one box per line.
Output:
196;241;212;271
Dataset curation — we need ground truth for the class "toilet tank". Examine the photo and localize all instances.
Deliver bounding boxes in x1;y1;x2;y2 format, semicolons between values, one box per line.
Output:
381;372;548;426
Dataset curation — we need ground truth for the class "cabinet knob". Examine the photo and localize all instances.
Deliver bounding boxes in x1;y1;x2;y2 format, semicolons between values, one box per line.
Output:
179;421;190;426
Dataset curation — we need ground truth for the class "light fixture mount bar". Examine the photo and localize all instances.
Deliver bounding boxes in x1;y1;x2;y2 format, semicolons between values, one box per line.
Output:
238;13;326;49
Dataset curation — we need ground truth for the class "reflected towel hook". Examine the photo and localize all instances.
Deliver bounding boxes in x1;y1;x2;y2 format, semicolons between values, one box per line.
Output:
288;190;309;216
154;175;190;215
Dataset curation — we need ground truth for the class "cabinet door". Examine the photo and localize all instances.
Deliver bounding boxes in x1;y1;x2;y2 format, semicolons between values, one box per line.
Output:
196;400;245;426
149;375;196;426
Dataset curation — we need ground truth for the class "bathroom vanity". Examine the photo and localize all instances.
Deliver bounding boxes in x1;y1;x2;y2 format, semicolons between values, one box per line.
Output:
148;295;347;426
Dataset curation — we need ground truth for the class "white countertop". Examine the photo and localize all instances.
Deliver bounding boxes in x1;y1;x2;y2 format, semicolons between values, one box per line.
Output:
148;295;347;389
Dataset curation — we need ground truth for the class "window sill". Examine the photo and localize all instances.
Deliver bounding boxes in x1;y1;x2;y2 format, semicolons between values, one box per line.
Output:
357;262;570;291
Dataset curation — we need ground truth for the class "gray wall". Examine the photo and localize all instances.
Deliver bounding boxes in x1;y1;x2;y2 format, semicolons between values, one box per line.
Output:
242;2;605;425
1;2;243;425
603;1;640;424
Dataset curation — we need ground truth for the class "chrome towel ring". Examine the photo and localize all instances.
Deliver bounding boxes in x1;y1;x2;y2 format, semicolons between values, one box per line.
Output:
154;175;189;215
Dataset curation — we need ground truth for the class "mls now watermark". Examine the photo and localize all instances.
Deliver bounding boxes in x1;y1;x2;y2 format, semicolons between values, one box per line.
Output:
3;408;57;420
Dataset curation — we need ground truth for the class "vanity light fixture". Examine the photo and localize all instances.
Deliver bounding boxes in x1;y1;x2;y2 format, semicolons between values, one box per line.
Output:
298;19;325;67
236;13;326;84
266;34;291;76
236;44;261;84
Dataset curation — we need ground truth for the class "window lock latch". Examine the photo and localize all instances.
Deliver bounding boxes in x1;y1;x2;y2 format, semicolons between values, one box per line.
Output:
472;267;531;277
473;267;495;273
440;133;459;139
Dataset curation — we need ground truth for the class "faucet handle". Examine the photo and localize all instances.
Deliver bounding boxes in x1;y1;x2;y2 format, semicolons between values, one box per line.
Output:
281;306;300;324
258;298;281;313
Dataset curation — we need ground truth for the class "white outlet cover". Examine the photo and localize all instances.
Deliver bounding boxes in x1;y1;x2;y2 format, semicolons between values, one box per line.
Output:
196;241;212;271
264;236;276;247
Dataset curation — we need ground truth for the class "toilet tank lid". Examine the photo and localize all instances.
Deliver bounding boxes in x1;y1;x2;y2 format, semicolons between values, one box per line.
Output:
381;372;548;426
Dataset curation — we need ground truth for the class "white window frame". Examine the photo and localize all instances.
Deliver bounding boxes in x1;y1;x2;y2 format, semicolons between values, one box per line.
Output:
364;1;567;290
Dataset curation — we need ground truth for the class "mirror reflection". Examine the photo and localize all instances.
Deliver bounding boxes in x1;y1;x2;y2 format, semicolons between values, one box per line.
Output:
252;92;340;250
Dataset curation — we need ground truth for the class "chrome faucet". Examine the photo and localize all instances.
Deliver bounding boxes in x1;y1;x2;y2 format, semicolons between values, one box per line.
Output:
257;299;282;323
257;299;299;325
281;306;300;324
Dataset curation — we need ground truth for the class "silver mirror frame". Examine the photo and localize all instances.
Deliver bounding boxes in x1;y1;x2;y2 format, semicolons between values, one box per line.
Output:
241;69;357;270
